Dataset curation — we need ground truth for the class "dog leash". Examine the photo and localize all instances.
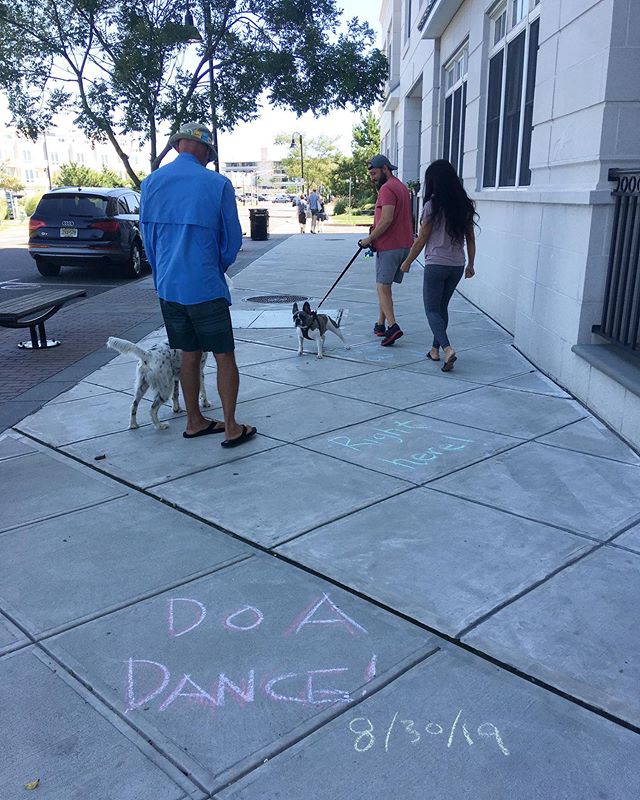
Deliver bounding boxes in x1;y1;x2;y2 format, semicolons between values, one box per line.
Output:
315;246;363;311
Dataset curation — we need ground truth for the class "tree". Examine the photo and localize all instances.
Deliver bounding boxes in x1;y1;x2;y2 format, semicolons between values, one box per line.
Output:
274;133;340;195
53;162;130;188
0;161;24;192
0;0;387;186
332;111;380;207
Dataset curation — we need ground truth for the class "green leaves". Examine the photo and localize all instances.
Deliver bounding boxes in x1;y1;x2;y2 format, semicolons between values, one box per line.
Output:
0;0;387;181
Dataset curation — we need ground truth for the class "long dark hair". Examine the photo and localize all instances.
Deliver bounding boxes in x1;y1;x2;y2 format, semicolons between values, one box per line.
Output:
423;160;477;244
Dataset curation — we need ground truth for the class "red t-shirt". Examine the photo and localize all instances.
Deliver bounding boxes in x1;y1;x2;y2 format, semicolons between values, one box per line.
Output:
373;175;414;252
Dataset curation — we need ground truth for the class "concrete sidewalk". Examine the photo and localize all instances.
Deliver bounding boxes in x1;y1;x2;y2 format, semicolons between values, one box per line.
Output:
2;232;640;799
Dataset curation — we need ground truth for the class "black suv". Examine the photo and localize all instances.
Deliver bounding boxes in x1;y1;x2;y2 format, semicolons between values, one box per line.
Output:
28;187;146;278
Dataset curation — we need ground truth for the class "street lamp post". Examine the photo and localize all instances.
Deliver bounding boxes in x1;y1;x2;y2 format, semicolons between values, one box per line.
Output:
290;132;304;194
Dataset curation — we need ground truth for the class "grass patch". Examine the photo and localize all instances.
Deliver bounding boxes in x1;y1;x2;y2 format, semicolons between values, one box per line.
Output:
329;212;374;226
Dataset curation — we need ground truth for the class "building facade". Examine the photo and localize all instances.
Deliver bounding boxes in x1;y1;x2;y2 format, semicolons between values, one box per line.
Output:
380;0;640;448
0;117;148;193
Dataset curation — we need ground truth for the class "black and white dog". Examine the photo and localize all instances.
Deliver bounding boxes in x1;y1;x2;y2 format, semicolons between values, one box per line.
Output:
106;337;209;430
292;301;349;359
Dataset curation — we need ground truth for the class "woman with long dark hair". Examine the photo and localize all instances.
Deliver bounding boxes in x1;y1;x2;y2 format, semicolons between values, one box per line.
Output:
401;159;477;371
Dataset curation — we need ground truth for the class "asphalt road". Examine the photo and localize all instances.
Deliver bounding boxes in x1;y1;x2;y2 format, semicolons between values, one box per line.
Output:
0;226;148;305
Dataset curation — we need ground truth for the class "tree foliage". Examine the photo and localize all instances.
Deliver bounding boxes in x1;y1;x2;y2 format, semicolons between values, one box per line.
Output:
274;133;340;195
0;0;387;186
0;161;25;192
332;111;380;207
53;162;130;188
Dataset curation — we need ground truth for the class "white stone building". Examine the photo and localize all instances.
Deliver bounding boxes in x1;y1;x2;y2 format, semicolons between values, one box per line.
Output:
379;0;640;448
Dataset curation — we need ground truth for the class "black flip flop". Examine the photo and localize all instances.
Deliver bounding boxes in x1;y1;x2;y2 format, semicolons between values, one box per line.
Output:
441;355;457;372
183;420;225;439
221;425;258;448
426;352;440;361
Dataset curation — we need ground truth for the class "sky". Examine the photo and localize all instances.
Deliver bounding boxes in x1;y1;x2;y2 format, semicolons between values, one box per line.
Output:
217;0;382;164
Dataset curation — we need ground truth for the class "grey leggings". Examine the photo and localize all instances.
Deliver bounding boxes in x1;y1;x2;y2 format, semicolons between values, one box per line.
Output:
423;264;464;349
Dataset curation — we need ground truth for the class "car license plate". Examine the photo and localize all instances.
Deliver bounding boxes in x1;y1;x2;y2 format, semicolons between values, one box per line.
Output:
60;227;78;237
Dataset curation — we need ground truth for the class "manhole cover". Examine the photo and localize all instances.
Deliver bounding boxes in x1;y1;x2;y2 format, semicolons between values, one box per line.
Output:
244;294;308;304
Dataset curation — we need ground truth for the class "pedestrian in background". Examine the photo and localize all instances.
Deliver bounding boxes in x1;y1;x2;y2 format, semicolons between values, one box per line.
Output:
296;194;308;234
358;155;414;347
308;187;321;233
140;122;257;447
401;159;477;372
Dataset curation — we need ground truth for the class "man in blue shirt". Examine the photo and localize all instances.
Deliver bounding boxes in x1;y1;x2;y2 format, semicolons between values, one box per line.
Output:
140;122;257;447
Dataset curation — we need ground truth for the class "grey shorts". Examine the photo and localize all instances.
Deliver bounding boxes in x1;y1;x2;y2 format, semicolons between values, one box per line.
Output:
376;248;409;285
159;297;235;353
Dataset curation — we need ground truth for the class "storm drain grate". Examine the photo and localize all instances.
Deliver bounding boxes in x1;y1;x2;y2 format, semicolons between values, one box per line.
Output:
244;294;308;304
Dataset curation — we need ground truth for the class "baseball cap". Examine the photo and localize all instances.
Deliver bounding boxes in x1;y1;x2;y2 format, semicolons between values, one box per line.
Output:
368;154;397;171
168;122;217;163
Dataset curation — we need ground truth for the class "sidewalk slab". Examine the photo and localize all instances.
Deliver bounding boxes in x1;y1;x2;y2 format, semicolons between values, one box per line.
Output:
494;369;571;397
403;342;531;384
411;385;585;439
230;388;391;443
278;488;591;636
216;647;640;800
47;380;113;405
0;648;197;800
315;367;481;408
0;433;37;461
537;416;640;465
299;412;521;485
15;391;172;447
335;339;429;367
149;445;411;547
241;354;383;386
0;613;28;656
463;547;640;726
432;442;640;539
47;556;437;794
63;423;283;489
0;494;251;638
613;521;640;554
0;446;126;534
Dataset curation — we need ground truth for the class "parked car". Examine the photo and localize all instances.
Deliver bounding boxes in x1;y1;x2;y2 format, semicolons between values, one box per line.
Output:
28;187;147;278
272;194;290;203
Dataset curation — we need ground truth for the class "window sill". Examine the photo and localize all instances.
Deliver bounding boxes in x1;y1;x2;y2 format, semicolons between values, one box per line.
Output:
572;343;640;399
472;187;613;206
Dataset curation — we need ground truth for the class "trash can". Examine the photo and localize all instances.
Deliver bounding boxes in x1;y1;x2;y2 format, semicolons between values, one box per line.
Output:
249;208;269;241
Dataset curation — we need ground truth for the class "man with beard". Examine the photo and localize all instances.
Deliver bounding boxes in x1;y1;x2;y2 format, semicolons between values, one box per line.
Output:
358;155;413;346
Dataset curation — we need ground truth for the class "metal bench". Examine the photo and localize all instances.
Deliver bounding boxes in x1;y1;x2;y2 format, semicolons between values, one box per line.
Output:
0;288;87;349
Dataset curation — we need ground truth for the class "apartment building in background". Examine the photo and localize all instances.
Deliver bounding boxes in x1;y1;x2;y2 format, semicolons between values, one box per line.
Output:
0;116;148;193
379;0;640;448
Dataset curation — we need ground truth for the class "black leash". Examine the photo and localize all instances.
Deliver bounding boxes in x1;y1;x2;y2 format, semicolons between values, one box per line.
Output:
315;246;363;311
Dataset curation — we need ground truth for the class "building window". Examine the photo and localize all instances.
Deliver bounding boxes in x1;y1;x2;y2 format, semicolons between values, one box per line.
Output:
483;0;540;188
405;0;412;40
23;150;31;163
443;46;468;177
25;169;36;183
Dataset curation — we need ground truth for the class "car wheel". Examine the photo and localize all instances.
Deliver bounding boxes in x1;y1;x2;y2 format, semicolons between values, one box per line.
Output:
35;258;61;277
124;241;143;279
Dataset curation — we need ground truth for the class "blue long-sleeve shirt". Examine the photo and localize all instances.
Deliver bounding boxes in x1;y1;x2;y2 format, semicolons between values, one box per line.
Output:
139;152;242;305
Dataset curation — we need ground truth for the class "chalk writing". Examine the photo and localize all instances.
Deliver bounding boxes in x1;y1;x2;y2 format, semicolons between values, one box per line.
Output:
328;420;473;471
125;656;377;713
286;593;368;637
125;593;376;717
348;712;510;756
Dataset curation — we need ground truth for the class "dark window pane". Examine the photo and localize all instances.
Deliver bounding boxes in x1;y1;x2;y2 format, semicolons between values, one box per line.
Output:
451;86;462;173
519;18;540;186
483;51;503;187
460;81;467;178
499;30;525;186
443;94;452;162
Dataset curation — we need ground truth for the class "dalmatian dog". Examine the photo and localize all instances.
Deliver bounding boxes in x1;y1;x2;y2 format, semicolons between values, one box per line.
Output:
106;337;209;430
